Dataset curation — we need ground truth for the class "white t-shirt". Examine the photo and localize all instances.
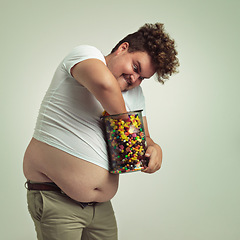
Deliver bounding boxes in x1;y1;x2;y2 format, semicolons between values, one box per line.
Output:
33;45;146;170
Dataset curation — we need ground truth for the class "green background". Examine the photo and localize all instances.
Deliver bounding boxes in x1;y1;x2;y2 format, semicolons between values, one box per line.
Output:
1;0;239;239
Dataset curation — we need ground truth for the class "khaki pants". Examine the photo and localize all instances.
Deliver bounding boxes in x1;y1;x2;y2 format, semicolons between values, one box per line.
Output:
27;190;118;240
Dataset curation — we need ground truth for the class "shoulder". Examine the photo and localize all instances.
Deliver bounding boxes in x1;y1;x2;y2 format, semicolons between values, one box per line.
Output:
63;45;106;75
65;45;106;64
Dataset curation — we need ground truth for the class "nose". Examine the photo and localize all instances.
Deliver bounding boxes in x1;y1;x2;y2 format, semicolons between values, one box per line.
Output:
130;72;140;83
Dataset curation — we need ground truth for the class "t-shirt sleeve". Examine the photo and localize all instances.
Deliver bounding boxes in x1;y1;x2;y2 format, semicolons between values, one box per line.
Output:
135;86;146;117
123;86;147;117
62;45;106;76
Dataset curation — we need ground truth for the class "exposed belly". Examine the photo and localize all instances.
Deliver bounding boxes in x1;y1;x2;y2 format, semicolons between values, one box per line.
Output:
23;138;119;202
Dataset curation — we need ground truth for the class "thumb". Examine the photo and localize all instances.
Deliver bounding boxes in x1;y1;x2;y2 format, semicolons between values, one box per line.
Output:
145;146;153;157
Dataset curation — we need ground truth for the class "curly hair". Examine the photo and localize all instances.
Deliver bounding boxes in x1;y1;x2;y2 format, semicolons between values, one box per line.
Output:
111;23;179;84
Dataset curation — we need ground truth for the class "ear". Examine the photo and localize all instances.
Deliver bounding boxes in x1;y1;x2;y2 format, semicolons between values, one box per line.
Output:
116;42;129;54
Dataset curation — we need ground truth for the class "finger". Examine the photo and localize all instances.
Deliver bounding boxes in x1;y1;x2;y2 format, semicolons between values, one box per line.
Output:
142;160;161;173
145;146;153;157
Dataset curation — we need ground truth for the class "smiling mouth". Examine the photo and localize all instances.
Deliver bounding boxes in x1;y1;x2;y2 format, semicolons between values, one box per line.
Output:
122;74;132;86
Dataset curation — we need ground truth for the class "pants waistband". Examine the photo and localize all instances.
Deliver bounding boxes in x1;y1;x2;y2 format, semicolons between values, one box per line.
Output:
25;180;97;208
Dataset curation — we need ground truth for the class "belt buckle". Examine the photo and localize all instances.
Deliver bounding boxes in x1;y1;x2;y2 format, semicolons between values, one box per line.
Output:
79;202;96;208
87;202;94;206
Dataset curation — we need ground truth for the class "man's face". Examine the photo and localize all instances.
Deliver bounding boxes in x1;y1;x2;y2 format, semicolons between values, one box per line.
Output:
106;43;156;91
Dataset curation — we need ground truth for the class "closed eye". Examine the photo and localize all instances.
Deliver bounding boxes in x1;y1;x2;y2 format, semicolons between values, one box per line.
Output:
133;64;144;81
133;64;138;73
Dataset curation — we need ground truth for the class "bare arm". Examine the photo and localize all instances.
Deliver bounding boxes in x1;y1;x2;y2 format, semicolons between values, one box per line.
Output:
142;116;162;173
71;59;126;115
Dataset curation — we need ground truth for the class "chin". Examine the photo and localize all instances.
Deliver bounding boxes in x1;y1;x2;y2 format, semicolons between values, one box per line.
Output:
120;84;130;92
118;83;128;92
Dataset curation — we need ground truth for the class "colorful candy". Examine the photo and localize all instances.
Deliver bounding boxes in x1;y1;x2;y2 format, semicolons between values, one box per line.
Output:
102;110;149;174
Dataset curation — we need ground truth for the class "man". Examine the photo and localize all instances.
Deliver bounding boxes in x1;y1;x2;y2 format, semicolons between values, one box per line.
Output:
23;23;179;240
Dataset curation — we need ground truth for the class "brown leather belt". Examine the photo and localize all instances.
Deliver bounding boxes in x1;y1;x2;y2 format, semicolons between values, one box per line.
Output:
25;180;62;192
25;180;97;208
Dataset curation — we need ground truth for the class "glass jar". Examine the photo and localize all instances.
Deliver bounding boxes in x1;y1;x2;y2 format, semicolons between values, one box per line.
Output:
102;110;149;174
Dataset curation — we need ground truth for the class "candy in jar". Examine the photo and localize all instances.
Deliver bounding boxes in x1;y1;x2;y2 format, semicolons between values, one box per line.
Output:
101;110;149;174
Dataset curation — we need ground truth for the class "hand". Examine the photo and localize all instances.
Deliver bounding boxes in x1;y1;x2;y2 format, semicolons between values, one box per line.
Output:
142;144;162;174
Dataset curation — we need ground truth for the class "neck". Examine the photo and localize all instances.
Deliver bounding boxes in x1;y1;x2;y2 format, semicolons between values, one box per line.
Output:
104;54;112;66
